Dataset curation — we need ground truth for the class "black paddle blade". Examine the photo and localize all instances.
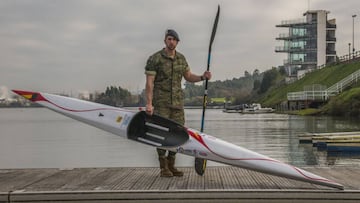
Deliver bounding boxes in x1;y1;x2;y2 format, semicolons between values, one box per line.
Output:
195;158;207;176
209;5;220;53
127;111;189;147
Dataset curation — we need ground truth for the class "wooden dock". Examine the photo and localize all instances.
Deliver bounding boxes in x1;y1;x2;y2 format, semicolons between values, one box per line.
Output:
1;166;360;202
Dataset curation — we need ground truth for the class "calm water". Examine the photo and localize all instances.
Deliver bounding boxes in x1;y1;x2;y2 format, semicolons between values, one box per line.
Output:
1;108;360;169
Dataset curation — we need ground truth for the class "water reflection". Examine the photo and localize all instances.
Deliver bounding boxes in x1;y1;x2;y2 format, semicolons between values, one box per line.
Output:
0;108;359;168
187;110;360;167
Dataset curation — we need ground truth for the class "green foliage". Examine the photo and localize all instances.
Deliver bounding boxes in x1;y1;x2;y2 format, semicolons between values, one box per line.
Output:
259;68;279;93
183;67;290;105
260;61;360;107
324;87;360;117
183;75;258;105
253;80;261;91
95;86;133;107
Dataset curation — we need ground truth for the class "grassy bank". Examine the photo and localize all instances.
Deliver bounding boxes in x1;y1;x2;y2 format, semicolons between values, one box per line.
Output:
259;60;360;117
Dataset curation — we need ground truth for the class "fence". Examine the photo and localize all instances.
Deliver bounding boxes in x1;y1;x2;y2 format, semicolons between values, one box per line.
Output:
287;65;360;101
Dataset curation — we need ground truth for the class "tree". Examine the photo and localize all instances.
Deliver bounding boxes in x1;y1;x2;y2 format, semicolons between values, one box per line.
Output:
259;68;278;93
253;80;261;91
244;70;251;77
96;86;132;106
253;69;260;77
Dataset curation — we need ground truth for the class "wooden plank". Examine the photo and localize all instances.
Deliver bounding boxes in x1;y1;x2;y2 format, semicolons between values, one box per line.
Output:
0;170;30;191
5;190;360;203
304;167;346;190
345;167;360;189
187;168;204;190
24;168;98;191
70;168;129;191
204;167;223;189
230;167;255;189
0;166;359;193
219;167;242;190
265;174;305;189
130;167;158;190
168;168;189;190
257;171;278;189
148;170;174;190
238;168;260;189
22;169;75;191
67;168;112;191
101;168;134;190
309;167;359;190
248;170;276;189
330;167;358;189
0;169;58;192
111;168;142;190
58;168;106;191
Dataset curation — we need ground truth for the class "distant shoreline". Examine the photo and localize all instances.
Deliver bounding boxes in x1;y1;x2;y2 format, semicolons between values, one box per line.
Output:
0;105;225;109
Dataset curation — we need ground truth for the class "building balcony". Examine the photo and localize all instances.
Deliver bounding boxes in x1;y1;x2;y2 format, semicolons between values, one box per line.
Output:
326;24;337;29
326;50;336;55
276;19;307;27
275;46;316;53
276;33;309;40
276;46;301;52
326;36;336;42
283;59;317;65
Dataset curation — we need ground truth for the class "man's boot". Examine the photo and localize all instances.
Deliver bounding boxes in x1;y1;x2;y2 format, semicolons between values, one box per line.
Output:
159;156;173;177
167;155;184;177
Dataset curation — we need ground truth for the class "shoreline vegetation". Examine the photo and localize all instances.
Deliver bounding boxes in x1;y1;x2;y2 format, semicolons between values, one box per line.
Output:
3;60;360;117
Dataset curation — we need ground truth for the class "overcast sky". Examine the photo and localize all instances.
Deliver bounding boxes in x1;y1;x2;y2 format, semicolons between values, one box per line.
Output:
1;0;359;95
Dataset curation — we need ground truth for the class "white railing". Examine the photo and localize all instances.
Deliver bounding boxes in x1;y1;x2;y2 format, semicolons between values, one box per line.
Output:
280;18;307;26
287;69;360;101
326;69;360;93
287;91;330;101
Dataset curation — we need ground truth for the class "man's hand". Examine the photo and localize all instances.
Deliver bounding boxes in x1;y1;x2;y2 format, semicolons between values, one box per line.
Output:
202;71;212;80
145;104;154;115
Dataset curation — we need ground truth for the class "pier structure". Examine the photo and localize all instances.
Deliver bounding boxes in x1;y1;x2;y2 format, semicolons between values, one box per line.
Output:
1;166;360;202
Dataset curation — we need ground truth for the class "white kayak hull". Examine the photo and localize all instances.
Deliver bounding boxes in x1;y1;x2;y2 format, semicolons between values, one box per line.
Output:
13;90;344;190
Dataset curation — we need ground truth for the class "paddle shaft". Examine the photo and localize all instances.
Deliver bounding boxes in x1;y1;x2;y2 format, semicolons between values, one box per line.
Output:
200;5;220;132
195;6;220;176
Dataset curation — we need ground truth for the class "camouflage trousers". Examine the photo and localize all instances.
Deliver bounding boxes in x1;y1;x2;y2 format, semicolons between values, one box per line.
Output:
154;106;185;157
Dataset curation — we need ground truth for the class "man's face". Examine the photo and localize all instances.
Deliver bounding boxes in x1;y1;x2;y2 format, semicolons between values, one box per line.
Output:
164;36;178;50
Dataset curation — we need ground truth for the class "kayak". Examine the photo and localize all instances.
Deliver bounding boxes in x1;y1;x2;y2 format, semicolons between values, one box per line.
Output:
12;90;344;190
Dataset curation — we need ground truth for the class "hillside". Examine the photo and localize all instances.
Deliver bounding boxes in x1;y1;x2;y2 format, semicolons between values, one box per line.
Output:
322;84;360;117
259;61;360;108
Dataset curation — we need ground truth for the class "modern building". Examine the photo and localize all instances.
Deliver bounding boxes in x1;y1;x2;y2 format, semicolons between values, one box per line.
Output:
275;10;336;79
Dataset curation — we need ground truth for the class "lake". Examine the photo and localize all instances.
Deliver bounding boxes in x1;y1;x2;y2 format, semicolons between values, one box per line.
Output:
0;108;360;169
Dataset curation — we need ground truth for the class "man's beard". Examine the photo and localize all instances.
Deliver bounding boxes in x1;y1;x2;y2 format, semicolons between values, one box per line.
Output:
167;44;176;50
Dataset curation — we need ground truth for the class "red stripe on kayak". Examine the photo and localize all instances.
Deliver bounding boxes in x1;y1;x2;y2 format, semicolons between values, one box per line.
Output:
187;129;338;185
45;100;134;113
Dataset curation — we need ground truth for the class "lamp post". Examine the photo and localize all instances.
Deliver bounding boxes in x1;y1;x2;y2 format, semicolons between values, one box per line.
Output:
349;43;351;60
352;14;357;58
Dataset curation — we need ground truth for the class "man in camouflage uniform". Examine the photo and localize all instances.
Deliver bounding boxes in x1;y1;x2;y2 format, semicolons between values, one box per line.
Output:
145;29;211;177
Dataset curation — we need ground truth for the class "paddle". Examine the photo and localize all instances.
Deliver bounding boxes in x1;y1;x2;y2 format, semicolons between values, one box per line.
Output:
195;5;220;176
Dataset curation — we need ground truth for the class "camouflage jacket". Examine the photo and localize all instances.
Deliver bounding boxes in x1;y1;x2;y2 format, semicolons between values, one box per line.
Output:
145;49;190;109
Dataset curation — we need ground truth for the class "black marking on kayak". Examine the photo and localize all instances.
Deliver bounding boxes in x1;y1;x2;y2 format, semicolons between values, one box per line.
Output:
31;93;38;101
98;112;104;117
127;111;189;147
